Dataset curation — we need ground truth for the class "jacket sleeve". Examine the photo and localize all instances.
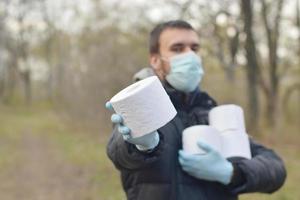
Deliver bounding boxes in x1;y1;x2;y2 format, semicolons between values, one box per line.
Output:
106;126;164;171
228;138;286;194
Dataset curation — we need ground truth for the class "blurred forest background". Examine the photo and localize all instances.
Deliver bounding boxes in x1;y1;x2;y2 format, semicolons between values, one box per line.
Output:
0;0;299;199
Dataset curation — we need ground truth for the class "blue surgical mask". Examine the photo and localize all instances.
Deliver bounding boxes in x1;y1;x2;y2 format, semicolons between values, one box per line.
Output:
165;51;204;93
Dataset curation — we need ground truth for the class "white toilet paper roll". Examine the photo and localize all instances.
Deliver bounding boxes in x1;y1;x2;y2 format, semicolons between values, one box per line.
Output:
209;104;246;133
182;125;222;154
109;76;177;138
221;131;251;159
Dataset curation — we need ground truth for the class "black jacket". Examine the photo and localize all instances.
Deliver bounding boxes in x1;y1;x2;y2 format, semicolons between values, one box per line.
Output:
107;85;286;200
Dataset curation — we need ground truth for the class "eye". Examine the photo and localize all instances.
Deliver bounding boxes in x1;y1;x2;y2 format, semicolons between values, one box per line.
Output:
191;45;200;52
170;44;184;53
171;46;184;53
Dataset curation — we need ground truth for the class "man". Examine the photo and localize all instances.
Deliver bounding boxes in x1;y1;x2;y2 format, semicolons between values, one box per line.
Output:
105;20;286;200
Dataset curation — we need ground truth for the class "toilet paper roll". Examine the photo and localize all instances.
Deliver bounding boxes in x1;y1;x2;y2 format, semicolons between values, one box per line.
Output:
182;125;222;154
109;76;177;138
209;104;246;133
221;131;251;159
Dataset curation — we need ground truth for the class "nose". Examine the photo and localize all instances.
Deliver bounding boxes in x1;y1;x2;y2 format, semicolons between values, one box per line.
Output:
183;47;193;53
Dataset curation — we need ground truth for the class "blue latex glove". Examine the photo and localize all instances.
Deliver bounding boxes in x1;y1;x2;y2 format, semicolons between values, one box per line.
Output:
105;102;159;151
178;140;233;185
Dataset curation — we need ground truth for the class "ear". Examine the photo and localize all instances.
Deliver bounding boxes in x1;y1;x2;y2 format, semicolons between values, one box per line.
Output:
150;54;163;79
149;54;160;70
149;53;165;80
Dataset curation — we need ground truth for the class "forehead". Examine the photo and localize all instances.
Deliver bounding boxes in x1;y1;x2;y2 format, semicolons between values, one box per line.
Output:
159;28;199;49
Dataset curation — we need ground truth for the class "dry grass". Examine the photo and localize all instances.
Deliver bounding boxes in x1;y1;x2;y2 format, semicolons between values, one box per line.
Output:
0;104;124;200
0;102;299;200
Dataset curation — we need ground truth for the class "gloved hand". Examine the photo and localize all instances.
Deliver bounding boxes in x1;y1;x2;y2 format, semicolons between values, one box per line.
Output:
105;102;160;151
178;140;233;185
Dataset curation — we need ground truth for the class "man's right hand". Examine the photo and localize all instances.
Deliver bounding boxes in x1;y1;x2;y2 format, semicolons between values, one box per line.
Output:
105;102;160;151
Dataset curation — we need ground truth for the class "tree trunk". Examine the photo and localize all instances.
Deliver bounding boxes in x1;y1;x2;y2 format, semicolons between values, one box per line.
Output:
3;59;18;103
297;0;300;121
22;70;31;105
241;0;260;132
261;0;284;128
0;67;5;98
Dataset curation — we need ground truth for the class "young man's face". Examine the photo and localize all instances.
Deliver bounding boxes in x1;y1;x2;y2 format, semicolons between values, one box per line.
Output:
150;28;200;80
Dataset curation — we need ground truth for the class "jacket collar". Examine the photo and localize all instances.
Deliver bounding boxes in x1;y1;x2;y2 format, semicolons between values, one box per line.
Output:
162;81;202;111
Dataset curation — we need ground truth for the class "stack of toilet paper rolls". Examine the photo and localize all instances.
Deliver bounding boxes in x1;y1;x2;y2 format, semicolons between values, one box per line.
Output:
182;104;251;159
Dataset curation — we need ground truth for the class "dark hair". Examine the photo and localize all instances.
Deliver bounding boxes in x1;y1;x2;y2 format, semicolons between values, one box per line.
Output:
149;20;195;54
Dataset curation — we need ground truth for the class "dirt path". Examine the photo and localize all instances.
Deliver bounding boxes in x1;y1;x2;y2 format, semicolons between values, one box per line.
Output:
0;131;93;200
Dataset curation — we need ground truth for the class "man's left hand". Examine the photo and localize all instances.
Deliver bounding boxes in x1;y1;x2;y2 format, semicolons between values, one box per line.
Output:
178;140;233;185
